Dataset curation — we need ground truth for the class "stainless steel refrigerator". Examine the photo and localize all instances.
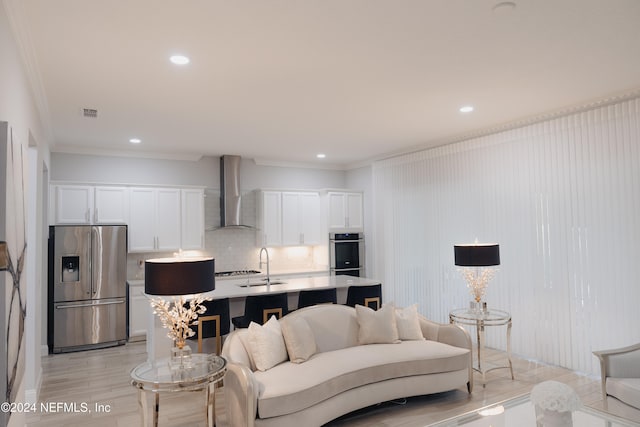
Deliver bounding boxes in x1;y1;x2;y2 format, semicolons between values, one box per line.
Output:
48;225;127;353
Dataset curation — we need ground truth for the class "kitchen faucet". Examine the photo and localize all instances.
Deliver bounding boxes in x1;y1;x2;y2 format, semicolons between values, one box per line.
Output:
259;247;271;285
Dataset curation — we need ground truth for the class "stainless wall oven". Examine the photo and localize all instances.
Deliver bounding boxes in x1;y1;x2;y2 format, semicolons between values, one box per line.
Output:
329;232;364;277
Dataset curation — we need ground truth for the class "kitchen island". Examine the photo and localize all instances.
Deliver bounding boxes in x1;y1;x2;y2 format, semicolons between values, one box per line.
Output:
203;273;380;305
203;274;381;318
130;273;382;361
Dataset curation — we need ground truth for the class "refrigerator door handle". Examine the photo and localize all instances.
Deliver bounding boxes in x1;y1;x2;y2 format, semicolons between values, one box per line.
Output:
91;226;99;295
56;300;125;309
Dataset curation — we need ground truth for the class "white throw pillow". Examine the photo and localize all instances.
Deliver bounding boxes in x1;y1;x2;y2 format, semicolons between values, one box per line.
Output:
281;317;317;363
395;304;425;340
247;316;288;371
355;303;400;345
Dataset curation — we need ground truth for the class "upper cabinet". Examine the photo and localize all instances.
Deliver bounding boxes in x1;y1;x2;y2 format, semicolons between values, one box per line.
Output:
53;185;93;224
260;191;282;246
52;185;128;224
94;186;129;224
258;190;322;246
51;184;205;253
181;189;205;250
326;191;363;231
129;187;181;252
282;192;322;245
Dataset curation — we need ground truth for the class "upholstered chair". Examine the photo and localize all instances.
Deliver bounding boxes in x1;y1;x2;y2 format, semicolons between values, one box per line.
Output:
231;293;289;329
186;298;230;355
297;288;337;309
345;284;382;310
593;343;640;421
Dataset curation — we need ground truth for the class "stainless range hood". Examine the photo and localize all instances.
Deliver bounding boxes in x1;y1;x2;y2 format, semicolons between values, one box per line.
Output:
220;155;251;228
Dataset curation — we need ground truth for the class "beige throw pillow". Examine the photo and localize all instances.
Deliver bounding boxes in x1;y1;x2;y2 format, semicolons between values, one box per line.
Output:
395;304;425;340
355;303;400;345
281;317;317;363
247;316;288;371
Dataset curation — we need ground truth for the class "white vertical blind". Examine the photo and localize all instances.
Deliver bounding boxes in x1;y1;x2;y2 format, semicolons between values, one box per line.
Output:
372;98;640;375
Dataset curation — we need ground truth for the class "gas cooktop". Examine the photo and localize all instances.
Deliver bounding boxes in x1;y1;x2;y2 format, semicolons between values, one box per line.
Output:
214;270;261;277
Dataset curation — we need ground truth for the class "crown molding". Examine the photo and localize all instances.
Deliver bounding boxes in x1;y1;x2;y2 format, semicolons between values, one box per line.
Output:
253;157;347;171
51;144;204;162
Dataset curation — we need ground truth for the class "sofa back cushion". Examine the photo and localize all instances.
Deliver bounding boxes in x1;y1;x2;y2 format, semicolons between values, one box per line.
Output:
223;304;361;370
286;304;360;353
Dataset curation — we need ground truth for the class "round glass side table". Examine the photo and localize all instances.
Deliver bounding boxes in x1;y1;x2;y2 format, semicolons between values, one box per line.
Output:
449;307;514;386
130;353;226;427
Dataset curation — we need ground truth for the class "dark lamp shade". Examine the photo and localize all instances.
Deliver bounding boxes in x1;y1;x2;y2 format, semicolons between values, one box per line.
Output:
454;244;500;267
145;257;215;296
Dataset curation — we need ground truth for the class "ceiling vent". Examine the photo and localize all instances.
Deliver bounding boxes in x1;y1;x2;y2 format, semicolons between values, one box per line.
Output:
81;108;98;118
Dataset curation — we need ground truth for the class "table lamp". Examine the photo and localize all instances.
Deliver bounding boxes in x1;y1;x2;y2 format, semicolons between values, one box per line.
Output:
145;257;215;367
454;242;500;311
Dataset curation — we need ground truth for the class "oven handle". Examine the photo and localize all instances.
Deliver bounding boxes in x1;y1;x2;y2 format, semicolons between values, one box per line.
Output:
330;239;363;243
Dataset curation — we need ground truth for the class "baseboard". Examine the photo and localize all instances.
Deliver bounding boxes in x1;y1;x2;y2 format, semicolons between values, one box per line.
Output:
25;370;42;405
41;344;48;356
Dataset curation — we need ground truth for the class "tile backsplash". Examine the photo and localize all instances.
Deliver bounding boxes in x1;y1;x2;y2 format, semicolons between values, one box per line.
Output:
127;188;328;279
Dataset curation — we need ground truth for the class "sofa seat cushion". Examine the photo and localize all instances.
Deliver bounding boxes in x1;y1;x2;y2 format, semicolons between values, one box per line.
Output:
254;339;469;419
607;377;640;409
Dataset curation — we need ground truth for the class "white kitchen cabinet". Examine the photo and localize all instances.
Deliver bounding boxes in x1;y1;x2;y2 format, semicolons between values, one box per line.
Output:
327;191;364;231
259;191;283;246
51;184;128;224
53;185;93;224
129;187;181;252
181;188;205;250
94;186;129;224
128;282;149;342
259;190;321;246
282;192;321;245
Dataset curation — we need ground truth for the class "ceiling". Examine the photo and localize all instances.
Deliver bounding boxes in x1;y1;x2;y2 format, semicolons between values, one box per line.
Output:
10;0;640;169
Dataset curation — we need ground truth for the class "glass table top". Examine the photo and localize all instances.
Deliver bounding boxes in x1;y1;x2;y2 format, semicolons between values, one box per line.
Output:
427;394;637;426
130;353;226;393
449;308;511;325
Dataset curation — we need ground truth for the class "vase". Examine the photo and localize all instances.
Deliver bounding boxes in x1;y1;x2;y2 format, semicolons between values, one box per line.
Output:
169;339;192;370
469;301;487;313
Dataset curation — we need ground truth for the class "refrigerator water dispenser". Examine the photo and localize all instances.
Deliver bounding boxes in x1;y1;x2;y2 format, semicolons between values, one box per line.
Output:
61;256;79;282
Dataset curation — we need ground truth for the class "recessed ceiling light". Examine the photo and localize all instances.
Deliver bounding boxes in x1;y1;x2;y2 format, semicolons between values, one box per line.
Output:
459;106;474;113
129;138;141;144
169;55;190;65
316;153;326;159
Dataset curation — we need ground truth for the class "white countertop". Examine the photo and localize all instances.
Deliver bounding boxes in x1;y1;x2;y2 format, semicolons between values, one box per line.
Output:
128;274;380;300
205;274;380;299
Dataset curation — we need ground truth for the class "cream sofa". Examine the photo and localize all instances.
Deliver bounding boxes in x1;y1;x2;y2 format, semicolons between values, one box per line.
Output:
221;304;473;427
593;343;640;422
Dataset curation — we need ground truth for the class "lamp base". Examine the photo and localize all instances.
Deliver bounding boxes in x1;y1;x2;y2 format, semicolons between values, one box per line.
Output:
469;301;488;313
169;345;193;370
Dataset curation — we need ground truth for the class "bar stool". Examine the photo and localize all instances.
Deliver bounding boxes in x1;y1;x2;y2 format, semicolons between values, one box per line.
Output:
231;293;289;328
297;288;337;309
346;284;382;310
187;298;230;355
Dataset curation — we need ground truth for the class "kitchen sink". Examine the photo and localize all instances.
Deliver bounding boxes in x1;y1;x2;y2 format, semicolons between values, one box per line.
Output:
237;281;286;288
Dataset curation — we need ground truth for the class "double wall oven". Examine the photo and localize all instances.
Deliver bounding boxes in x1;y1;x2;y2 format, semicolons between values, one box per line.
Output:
329;232;365;277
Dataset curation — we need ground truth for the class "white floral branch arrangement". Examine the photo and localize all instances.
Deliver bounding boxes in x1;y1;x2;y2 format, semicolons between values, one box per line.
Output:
460;267;497;302
149;294;211;349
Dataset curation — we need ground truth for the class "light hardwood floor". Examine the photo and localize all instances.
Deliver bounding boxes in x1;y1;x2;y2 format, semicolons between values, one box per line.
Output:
26;341;611;427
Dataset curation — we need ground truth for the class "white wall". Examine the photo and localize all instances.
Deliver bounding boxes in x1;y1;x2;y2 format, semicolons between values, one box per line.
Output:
1;1;51;424
346;165;374;278
372;97;640;376
50;153;346;190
